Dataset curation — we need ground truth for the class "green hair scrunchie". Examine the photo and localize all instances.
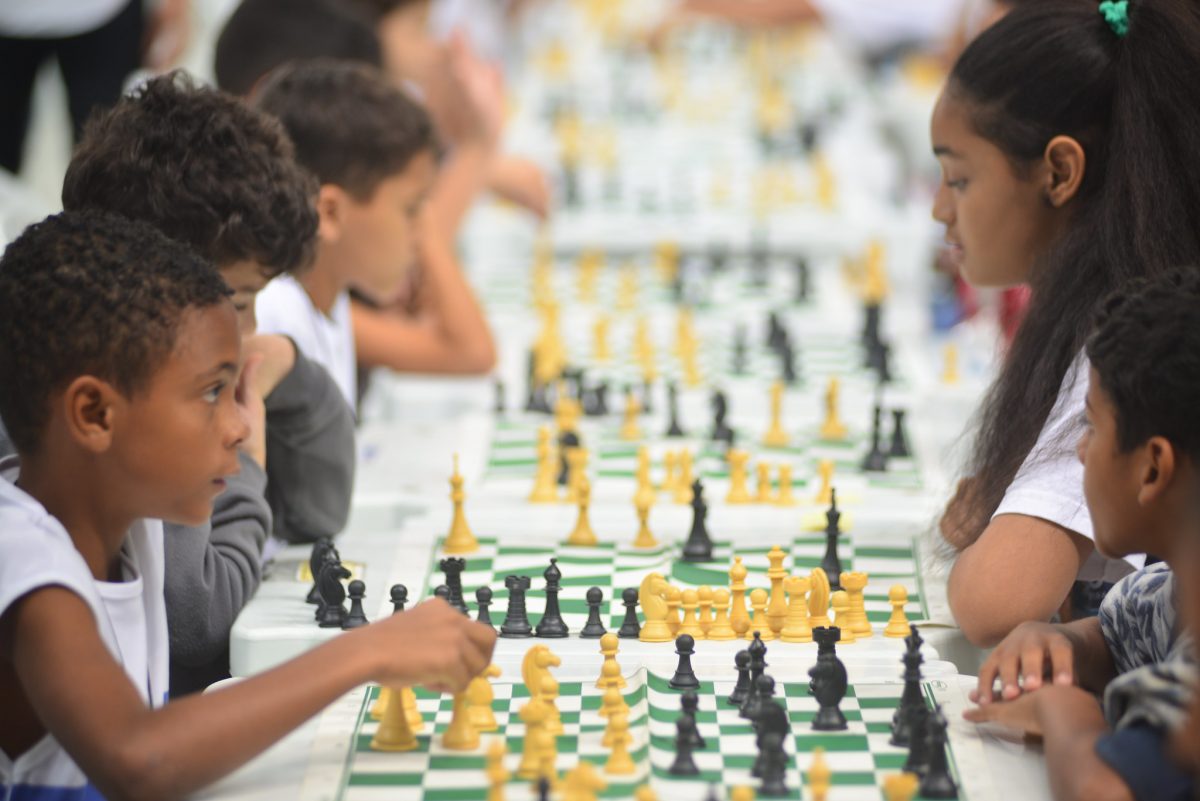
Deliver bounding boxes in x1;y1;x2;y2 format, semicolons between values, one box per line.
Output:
1099;0;1130;38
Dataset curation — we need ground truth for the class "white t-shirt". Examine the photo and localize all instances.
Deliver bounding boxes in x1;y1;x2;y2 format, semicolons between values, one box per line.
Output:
811;0;965;52
255;275;357;411
0;459;169;797
993;355;1145;582
0;0;127;37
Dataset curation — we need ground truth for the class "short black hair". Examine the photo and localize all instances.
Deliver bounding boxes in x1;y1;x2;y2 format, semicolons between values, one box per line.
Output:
0;212;231;455
1087;269;1200;460
63;72;317;279
253;60;436;200
214;0;383;96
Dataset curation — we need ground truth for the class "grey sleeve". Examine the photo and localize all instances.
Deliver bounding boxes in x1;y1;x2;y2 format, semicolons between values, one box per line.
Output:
164;451;269;694
264;348;356;545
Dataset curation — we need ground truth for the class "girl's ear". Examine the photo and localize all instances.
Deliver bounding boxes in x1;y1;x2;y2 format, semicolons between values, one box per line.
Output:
1043;135;1086;208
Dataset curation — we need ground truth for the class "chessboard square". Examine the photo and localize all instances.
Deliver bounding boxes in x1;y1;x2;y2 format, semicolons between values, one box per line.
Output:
793;733;872;753
347;772;426;787
427;754;488;772
789;707;863;725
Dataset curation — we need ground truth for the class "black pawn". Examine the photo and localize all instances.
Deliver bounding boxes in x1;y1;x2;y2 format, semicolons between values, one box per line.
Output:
536;775;551;801
794;257;811;303
475;586;494;627
669;716;701;776
681;479;714;563
341;579;369;629
642;379;654;415
741;633;769;719
876;342;894;384
758;731;790;797
440;557;469;615
862;406;888;472
861;302;881;350
918;707;960;799
732;326;748;375
889;409;912;458
493;378;505;415
499;575;533;638
433;585;450;602
745;673;775;724
580;586;607;638
669;634;701;690
727;650;752;706
557;430;581;486
390;584;408;614
666;383;685;437
780;341;797;386
617;587;641;638
680;690;707;749
535;558;569;638
820;488;843;591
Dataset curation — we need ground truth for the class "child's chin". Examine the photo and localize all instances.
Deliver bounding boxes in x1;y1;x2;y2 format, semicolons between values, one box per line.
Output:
167;501;215;528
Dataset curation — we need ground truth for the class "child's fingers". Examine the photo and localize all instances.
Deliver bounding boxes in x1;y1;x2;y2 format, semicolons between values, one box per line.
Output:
1020;644;1046;691
976;655;1001;703
996;652;1023;700
1048;639;1074;685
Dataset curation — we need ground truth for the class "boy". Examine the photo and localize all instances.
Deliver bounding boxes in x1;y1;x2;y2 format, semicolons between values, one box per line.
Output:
58;72;356;694
0;211;493;800
965;272;1200;801
253;60;495;407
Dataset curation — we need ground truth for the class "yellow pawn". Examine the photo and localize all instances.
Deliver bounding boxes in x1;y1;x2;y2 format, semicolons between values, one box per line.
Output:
444;454;479;554
565;447;588;504
682;348;702;388
774;464;797;506
819;379;848;441
597;633;627;689
729;557;751;639
747;588;774;641
883;772;920;801
762;381;789;447
659;450;677;494
831;590;857;644
632;492;658;548
813;459;834;506
679;589;704;638
518;703;551;780
634;785;659;801
402;686;423;731
707;588;737;640
884;585;912;638
486;740;509;801
566;475;599;546
840;571;873;639
942;343;960;385
730;787;755;801
593;316;612;362
781;575;813;643
441;689;479;750
697;586;714;636
370;685;419;751
808;568;832;629
665;585;682;635
673;451;695;504
604;713;636;775
370;686;391;720
634;447;656;509
620;390;643;441
808;747;832;801
725;449;753;504
755;462;773;503
529;427;560;503
599;684;629;720
564;760;607;800
468;664;503;731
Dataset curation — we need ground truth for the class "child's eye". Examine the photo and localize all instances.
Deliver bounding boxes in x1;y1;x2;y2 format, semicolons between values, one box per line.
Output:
203;382;227;403
945;178;967;190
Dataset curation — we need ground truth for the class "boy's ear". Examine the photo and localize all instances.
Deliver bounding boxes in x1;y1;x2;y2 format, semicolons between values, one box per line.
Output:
1042;135;1086;209
316;184;348;243
1137;436;1176;506
61;376;121;454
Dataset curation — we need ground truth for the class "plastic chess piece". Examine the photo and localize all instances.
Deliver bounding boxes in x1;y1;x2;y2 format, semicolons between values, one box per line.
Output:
441;689;479;750
891;645;926;747
681;479;714;562
535;559;569;637
728;650;752;706
725;449;753;504
820;490;843;591
604;712;637;775
729;557;751;639
697;585;714;635
499;574;533;638
468;664;503;732
618;587;641;638
566;474;599;546
680;690;708;749
665;584;682;635
632;492;658;549
747;589;773;641
341;579;369;629
765;546;788;635
493;378;505;415
316;558;351;628
861;406;889;473
665;382;685;437
885;585;912;638
757;730;789;797
889;409;912;458
637;574;672;643
370;684;418;751
306;537;334;604
669;634;701;690
840;571;873;638
557;430;581;486
529;426;560;503
780;575;813;643
444;455;478;554
903;703;932;777
476;586;494;627
390;584;408;614
883;773;920;801
679;589;704;638
807;747;831;801
774;464;796;506
440;557;469;614
732;326;748;375
755;462;773;503
762;382;789;447
580;587;607;638
807;567;833;629
809;628;849;731
830;591;857;644
668;716;701;776
486;741;509;801
596;633;626;689
918;708;960;799
708;588;736;640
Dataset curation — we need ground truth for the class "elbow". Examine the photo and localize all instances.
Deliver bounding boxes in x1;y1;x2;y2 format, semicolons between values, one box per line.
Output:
103;743;184;801
947;565;1013;648
455;338;498;375
1062;769;1133;801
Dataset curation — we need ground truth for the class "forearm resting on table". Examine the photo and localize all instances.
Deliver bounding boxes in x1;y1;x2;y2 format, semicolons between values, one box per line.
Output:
947;513;1092;647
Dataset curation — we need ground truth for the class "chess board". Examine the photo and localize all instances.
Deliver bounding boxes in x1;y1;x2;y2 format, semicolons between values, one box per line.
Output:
307;668;981;801
421;534;929;635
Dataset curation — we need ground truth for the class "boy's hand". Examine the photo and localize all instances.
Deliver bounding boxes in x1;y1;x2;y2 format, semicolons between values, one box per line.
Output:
964;688;1046;738
427;34;504;151
490;156;551;220
242;334;296;399
234;352;267;469
367;598;497;693
973;621;1075;704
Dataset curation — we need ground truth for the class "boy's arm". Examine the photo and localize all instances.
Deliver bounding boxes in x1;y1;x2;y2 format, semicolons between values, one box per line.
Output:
351;218;497;375
974;617;1118;703
264;350;356;544
487;155;551;220
163;451;269;695
9;586;493;801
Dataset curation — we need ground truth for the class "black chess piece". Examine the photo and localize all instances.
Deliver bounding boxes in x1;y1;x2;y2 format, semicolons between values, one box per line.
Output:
861;302;882;350
862;406;889;472
903;703;932;777
341;579;369;629
732;326;748;375
744;673;775;724
580;586;607;638
918;706;961;798
306;538;336;605
751;692;789;780
710;390;734;446
809;628;849;731
523;350;541;413
681;479;714;562
499;575;533;638
390;584;408;614
557;429;581;486
316;558;351;628
475;586;494;627
749;238;769;289
641;378;654;415
680;690;707;749
780;341;797;386
889;409;912;458
766;311;783;350
820;489;843;591
535;559;569;638
493;378;505;415
728;650;752;706
891;640;926;746
809;624;842;695
668;716;701;776
433;585;450;602
440;557;469;615
536;775;552;801
741;633;769;719
617;587;641;638
757;730;790;798
593;381;610;416
794;257;811;303
665;382;685;437
669;634;701;690
563;164;581;209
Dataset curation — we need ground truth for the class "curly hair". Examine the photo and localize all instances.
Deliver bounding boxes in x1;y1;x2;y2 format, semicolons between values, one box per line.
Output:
1087;269;1200;460
62;71;318;279
253;60;435;201
0;212;231;455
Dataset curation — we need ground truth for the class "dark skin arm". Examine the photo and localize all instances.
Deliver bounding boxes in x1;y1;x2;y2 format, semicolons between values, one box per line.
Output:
973;617;1117;703
1;587;494;801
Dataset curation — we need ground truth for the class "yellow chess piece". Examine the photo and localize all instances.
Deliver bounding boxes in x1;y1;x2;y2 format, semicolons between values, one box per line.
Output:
529;427;560;503
620;390;643;441
445;454;479;554
634;447;656;506
830;590;857;644
468;664;503;731
679;589;704;638
730;787;755;801
597;633;627;689
634;785;659;801
402;686;423;731
604;713;636;775
884;585;912;638
813;154;836;212
762;381;789;447
819;379;848;441
780;575;813;643
441;687;480;750
660;450;678;494
487;740;510;801
566;475;599;546
707;588;736;640
541;676;563;735
755;462;773;503
593;317;612;362
765;545;789;635
673;451;695;504
729;557;751;639
370;685;419;751
942;342;960;384
370;686;390;720
632;492;658;548
697;585;714;636
665;585;682;635
725;449;753;504
655;241;680;283
840;571;873;638
774;464;797;506
682;348;702;388
747;588;773;641
638;573;673;642
813;459;834;506
808;747;832;801
808;568;832;629
564;759;607;799
882;772;920;801
863;240;889;304
517;699;552;780
565;447;588;504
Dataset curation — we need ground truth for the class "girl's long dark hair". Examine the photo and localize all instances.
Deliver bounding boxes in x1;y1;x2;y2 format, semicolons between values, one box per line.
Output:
950;0;1200;545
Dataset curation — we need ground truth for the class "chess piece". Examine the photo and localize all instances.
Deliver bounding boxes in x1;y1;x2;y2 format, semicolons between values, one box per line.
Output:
660;450;678;494
762;382;789;447
468;664;503;731
726;449;753;504
566;475;598;546
680;690;708;749
728;649;752;706
755;462;773;503
729;557;751;639
774;464;796;506
747;589;773;641
820;490;843;591
638;573;673;642
708;588;736;640
593;315;611;362
697;585;714;636
757;730;789;798
840;571;873;638
780;575;812;643
741;633;769;719
917;707;960;798
807;747;831;801
891;643;926;747
440;557;469;614
632;492;658;549
679;589;704;638
903;703;932;777
620;389;643;441
316;557;351;628
341;579;369;629
885;585;912;638
665;585;682;635
732;326;748;375
558;431;581;487
575;586;606;638
599;683;629;722
813;459;834;505
830;591;857;643
890;409;912;458
445;455;479;554
862;406;889;473
441;688;479;750
808;567;832;629
486;740;509;801
779;340;798;386
668;716;701;775
530;426;560;503
710;390;734;446
634;447;656;507
665;382;686;437
810;627;849;731
669;634;701;690
370;683;419;751
476;586;494;627
517;697;552;780
604;712;636;775
618;587;641;639
883;773;920;801
765;545;789;636
673;451;695;504
389;584;408;614
819;378;848;440
541;675;564;735
500;574;534;638
493;379;506;415
306;538;335;604
596;633;626;689
682;479;715;562
794;256;811;303
535;559;569;637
